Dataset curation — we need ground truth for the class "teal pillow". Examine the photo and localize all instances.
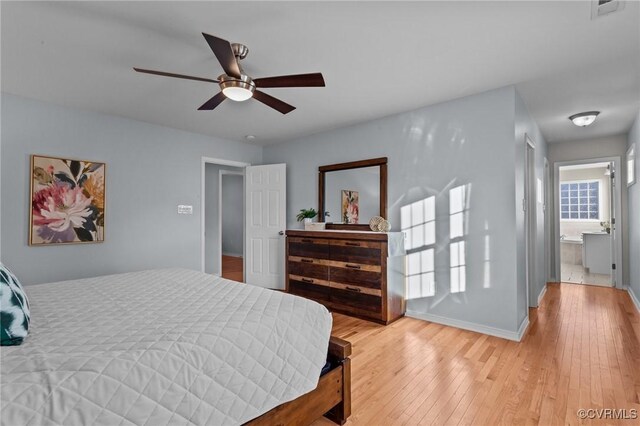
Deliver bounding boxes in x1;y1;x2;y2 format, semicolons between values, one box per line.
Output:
0;263;30;346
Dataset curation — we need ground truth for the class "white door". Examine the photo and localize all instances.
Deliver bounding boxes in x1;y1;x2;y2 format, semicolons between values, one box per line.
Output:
245;164;286;289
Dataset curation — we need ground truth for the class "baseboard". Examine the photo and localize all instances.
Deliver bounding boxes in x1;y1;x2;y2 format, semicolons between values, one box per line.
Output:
537;283;548;306
627;287;640;313
406;310;527;342
516;316;529;341
222;252;243;258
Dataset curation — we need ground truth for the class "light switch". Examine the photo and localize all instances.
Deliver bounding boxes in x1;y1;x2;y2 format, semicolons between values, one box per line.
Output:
177;205;193;215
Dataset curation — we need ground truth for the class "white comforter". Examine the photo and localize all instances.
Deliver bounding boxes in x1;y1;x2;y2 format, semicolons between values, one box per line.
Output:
1;269;332;425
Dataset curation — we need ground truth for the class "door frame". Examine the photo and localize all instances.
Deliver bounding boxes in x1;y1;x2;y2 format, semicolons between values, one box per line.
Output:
218;169;245;279
553;156;623;287
201;156;251;274
544;157;552;283
524;135;537;309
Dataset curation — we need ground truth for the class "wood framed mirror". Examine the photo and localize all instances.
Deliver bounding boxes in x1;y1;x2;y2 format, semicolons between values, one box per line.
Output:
318;157;388;231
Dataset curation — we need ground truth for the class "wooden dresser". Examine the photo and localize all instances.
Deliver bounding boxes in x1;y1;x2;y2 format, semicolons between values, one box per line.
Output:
286;230;405;324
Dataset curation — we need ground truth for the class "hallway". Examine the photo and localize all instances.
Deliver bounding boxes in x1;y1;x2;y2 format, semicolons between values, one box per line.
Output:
221;255;243;282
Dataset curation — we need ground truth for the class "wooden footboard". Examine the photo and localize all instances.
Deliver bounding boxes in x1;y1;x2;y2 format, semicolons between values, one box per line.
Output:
246;336;352;426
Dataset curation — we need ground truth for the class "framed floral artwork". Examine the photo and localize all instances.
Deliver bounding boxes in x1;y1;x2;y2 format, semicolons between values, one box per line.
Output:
341;190;359;224
30;155;105;245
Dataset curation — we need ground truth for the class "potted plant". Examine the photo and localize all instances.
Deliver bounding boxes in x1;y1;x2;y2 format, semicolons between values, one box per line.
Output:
296;208;318;227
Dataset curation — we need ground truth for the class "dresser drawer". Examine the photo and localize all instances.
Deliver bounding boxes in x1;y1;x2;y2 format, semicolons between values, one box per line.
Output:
330;267;382;289
288;258;329;280
289;237;330;259
289;277;330;303
330;287;382;316
330;240;381;265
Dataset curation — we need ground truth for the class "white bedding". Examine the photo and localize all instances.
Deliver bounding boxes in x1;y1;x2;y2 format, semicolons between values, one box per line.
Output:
1;269;332;426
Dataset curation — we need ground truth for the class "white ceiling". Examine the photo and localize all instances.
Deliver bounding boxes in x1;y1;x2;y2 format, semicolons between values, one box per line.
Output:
1;1;639;146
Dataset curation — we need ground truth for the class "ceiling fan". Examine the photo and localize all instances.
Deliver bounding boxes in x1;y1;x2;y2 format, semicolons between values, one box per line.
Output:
134;33;325;114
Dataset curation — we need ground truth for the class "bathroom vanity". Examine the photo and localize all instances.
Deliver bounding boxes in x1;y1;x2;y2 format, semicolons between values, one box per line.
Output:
582;232;611;275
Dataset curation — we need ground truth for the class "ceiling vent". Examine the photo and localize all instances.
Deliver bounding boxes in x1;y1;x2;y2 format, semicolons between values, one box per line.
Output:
591;0;626;19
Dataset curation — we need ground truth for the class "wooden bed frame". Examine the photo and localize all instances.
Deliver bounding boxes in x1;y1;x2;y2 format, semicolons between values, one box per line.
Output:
246;336;352;425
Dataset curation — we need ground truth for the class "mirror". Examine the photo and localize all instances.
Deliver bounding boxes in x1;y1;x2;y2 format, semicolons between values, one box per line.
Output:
318;157;387;230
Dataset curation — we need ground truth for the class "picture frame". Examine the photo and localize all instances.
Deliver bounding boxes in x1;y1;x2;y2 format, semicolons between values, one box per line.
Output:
29;154;106;246
341;189;359;224
627;143;636;187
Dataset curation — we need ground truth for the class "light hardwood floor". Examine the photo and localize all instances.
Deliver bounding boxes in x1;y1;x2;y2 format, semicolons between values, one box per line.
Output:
221;255;243;282
314;283;640;425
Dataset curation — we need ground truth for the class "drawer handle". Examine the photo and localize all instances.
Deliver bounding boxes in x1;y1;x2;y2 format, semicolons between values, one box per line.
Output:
345;242;361;247
302;239;313;243
302;278;314;283
301;258;314;263
345;264;361;269
345;286;362;292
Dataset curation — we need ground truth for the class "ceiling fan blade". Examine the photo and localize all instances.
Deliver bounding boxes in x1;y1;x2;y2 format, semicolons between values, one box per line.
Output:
252;91;296;114
198;92;227;110
202;33;241;78
133;67;219;83
254;73;325;88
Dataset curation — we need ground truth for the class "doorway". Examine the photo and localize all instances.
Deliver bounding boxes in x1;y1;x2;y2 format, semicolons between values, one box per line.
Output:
524;136;536;308
555;159;621;287
219;171;244;282
544;158;552;284
201;157;249;277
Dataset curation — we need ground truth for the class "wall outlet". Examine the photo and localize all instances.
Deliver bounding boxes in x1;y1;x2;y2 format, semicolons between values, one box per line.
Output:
177;205;193;215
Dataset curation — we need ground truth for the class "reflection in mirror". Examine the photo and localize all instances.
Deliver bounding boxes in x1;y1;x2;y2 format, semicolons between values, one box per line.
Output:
324;166;380;224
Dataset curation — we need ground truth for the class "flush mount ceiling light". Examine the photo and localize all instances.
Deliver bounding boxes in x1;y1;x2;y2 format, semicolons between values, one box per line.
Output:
569;111;600;127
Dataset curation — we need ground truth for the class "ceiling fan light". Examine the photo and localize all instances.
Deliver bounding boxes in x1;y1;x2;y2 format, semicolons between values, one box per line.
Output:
569;111;600;127
219;75;255;102
222;86;253;101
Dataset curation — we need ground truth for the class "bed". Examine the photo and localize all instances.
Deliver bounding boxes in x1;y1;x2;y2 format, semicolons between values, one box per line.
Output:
0;268;351;425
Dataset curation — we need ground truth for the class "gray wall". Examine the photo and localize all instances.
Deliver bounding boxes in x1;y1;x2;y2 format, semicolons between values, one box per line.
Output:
265;86;536;337
1;94;261;284
221;174;244;257
204;164;243;275
628;112;639;303
548;134;630;287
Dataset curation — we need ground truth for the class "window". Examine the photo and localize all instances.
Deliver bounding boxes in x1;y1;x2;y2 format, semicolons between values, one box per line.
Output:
560;180;600;220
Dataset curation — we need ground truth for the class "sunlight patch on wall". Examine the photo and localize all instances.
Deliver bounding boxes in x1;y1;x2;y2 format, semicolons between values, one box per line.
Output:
407;249;435;299
483;221;491;289
401;196;436;251
402;196;436;299
450;241;466;293
449;184;466;239
449;184;469;293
